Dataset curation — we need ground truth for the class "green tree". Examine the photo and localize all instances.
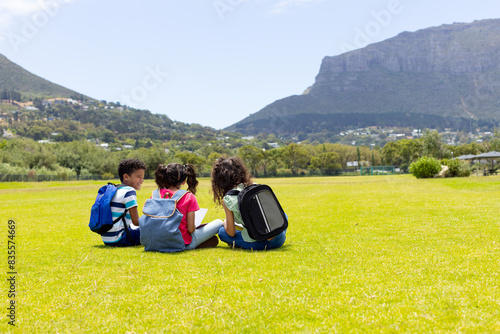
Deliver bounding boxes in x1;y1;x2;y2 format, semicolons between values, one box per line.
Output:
422;129;447;159
283;143;310;176
56;141;104;177
127;146;168;178
26;145;57;169
0;138;57;169
175;151;207;173
198;144;231;159
398;138;423;171
381;141;400;166
238;145;263;177
266;149;283;176
310;152;341;175
260;150;275;177
329;143;355;170
30;125;50;141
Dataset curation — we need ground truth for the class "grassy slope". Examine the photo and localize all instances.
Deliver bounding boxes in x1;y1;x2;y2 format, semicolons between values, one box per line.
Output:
0;54;81;99
1;175;500;333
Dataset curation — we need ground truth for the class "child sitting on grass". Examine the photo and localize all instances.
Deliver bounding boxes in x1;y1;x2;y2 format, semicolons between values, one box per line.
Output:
211;157;286;250
149;163;223;249
101;158;146;247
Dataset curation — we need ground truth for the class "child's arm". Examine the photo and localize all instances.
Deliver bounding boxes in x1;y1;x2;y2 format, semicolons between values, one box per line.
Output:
186;211;196;234
222;201;236;237
186;193;199;234
129;206;140;226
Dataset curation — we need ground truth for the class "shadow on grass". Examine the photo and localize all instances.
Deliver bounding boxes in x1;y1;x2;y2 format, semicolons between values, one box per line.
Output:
91;244;144;249
91;244;208;256
91;244;292;253
91;245;110;249
91;244;146;251
216;244;291;252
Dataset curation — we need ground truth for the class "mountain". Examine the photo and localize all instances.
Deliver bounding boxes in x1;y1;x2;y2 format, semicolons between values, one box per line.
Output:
0;54;231;144
228;19;500;138
0;54;85;99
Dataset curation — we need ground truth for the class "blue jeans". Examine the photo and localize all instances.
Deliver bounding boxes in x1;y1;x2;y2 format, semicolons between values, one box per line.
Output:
105;228;141;247
185;219;224;250
218;227;286;251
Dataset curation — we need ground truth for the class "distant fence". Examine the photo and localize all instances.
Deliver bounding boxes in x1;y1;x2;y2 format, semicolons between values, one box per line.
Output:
0;174;103;182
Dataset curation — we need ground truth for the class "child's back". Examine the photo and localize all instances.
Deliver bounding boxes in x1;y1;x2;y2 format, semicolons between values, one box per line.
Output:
139;163;223;252
101;185;138;245
101;158;146;247
211;157;287;251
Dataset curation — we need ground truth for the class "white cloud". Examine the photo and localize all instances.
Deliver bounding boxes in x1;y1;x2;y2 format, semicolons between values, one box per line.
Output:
270;0;324;15
0;0;42;15
0;0;39;34
0;0;76;43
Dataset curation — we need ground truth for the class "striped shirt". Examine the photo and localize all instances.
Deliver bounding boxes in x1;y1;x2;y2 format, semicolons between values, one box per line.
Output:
101;186;138;244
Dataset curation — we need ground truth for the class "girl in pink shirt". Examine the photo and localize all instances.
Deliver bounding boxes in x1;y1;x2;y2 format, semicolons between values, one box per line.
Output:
154;163;223;249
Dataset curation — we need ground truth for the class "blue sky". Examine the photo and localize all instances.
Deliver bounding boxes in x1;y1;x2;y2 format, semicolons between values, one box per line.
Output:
0;0;499;129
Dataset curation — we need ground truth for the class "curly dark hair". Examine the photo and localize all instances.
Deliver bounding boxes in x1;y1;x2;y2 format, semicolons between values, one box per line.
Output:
155;163;199;194
118;159;147;182
211;157;252;206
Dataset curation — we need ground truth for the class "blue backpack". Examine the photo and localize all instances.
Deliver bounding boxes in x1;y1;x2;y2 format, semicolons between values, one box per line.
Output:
139;189;187;253
89;183;127;235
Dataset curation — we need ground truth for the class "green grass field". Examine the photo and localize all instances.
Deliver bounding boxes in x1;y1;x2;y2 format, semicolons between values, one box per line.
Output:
2;175;500;333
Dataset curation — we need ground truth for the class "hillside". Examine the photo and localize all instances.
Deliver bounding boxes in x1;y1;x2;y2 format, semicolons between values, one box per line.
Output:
228;19;500;138
0;54;84;99
0;54;234;144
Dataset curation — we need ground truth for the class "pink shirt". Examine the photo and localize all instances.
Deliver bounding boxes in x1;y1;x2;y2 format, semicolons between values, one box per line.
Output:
157;189;200;245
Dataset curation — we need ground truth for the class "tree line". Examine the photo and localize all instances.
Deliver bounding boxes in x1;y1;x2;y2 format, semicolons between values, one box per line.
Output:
1;129;499;180
0;89;22;103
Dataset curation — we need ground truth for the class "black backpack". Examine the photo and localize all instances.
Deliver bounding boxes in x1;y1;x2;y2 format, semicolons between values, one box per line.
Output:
227;184;288;241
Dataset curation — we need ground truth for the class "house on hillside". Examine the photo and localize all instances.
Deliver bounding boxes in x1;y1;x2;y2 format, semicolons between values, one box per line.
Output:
2;130;14;138
43;98;79;107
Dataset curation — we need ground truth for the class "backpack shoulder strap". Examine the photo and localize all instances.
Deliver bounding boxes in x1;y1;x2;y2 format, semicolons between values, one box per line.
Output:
171;189;188;202
152;189;161;199
226;189;239;196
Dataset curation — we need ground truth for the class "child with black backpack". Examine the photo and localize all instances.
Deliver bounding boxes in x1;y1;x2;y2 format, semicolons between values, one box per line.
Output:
211;157;287;250
140;163;223;251
100;158;146;246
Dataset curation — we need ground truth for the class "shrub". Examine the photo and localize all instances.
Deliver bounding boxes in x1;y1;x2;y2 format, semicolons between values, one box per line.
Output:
441;159;471;177
101;172;115;180
0;163;77;180
409;156;442;179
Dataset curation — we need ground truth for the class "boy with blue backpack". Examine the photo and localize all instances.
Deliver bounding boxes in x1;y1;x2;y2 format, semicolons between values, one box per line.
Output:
89;158;147;246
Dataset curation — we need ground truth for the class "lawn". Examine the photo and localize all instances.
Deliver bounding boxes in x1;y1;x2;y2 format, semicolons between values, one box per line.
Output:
2;175;500;333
